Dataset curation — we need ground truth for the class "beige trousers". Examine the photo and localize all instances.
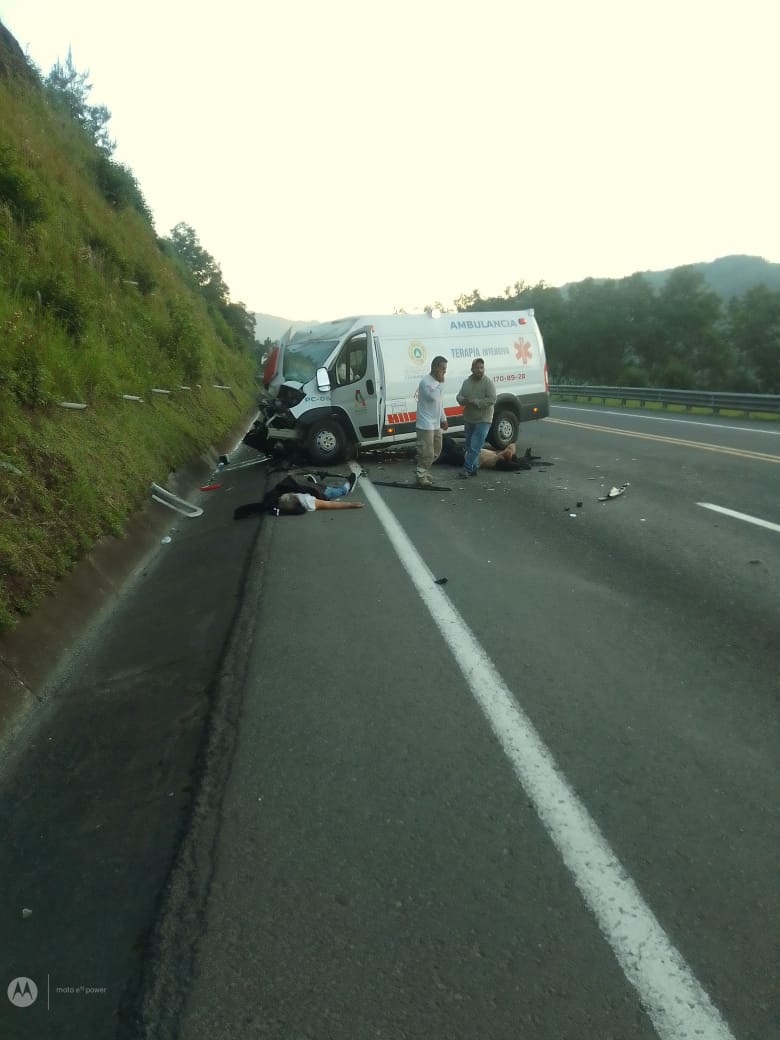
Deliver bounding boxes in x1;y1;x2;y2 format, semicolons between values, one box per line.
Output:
415;428;443;480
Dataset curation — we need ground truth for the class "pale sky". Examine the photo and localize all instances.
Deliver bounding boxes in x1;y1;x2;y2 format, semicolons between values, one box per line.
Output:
2;0;778;321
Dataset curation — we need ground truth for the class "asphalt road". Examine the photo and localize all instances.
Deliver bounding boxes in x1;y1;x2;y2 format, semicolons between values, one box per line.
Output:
0;448;270;1039
0;405;777;1040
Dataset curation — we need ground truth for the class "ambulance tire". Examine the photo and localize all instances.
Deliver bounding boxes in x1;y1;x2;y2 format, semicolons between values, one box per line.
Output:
306;419;348;464
488;408;519;450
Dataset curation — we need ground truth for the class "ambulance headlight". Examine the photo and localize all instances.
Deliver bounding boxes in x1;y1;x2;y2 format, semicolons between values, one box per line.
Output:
278;385;306;408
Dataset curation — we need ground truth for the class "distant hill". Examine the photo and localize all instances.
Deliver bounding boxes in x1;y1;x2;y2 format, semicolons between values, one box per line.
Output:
253;312;317;344
563;254;780;300
641;255;780;298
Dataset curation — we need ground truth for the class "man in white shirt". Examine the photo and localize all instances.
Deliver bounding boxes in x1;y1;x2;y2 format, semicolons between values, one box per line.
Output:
415;355;448;487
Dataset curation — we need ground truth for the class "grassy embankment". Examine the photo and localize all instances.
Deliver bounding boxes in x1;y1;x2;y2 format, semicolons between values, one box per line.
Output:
0;35;256;634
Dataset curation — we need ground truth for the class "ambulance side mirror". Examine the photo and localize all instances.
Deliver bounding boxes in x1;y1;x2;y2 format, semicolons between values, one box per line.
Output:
316;367;331;392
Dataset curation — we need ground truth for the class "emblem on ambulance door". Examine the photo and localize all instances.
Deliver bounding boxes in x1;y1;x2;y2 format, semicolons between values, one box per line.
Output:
408;341;426;366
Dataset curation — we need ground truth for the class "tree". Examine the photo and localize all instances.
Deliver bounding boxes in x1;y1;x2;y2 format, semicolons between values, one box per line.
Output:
561;279;626;383
727;285;780;393
221;300;257;352
165;223;255;353
167;223;226;300
45;49;115;154
656;267;727;387
612;274;659;383
454;289;483;311
525;284;569;379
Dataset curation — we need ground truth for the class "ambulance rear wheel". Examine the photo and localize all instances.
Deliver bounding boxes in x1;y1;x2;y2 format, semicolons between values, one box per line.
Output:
306;419;347;464
489;409;519;450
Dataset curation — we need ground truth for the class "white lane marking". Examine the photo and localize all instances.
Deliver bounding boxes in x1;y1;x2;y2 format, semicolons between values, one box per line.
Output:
357;471;736;1040
698;502;780;532
553;404;780;437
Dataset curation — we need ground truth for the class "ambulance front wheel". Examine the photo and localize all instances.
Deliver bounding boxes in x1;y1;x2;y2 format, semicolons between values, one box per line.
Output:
306;419;348;464
488;408;519;450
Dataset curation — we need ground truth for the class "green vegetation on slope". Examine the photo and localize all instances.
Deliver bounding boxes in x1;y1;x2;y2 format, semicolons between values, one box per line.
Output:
0;26;256;633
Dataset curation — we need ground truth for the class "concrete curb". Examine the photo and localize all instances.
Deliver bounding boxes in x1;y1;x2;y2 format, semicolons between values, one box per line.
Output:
0;411;257;760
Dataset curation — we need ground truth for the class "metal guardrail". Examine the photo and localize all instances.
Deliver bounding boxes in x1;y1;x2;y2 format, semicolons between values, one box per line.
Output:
549;385;780;415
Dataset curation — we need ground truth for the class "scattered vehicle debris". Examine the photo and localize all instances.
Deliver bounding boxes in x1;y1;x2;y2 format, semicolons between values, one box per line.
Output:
599;483;630;501
150;482;204;518
217;455;270;471
370;480;452;492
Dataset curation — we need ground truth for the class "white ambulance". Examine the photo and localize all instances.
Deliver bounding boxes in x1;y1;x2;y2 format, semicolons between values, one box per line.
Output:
260;310;549;464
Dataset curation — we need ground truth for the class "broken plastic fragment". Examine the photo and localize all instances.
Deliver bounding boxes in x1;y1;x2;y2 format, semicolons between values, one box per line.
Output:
599;482;630;502
150;482;204;518
217;455;269;471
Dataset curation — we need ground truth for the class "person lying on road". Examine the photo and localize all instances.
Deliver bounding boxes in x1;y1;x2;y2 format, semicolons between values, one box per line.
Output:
234;471;362;519
277;492;363;514
434;437;532;472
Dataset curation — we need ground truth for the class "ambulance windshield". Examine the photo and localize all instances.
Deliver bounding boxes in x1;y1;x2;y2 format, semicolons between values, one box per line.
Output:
282;338;339;384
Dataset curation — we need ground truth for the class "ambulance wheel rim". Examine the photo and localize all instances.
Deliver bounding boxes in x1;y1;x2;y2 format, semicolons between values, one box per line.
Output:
306;419;347;463
496;415;516;441
489;409;519;449
315;429;338;453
